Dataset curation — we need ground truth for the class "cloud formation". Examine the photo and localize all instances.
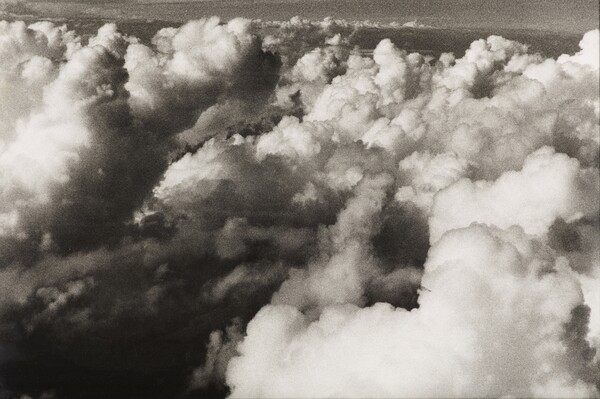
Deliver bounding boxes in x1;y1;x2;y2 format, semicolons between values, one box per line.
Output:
228;225;596;398
0;15;598;399
222;27;600;398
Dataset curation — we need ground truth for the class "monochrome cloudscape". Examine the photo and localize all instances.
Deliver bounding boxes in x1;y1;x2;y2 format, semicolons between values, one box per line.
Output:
0;14;598;398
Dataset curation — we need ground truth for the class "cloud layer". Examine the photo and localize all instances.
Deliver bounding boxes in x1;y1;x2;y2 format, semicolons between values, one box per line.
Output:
0;16;598;398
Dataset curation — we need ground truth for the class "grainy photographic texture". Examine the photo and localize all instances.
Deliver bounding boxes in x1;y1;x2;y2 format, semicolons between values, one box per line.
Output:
0;0;598;398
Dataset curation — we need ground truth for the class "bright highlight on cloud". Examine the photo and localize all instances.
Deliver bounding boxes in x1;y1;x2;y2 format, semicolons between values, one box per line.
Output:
0;15;598;399
229;225;595;398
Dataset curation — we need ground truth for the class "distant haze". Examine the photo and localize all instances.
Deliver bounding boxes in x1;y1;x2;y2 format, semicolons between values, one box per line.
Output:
22;0;600;33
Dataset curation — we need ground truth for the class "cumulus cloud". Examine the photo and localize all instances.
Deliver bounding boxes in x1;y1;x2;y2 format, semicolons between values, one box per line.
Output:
0;17;279;252
221;27;600;399
0;14;598;399
429;146;599;243
228;225;598;398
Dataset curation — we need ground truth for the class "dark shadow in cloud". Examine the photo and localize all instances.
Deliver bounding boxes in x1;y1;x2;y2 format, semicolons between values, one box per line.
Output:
372;201;429;271
562;304;600;388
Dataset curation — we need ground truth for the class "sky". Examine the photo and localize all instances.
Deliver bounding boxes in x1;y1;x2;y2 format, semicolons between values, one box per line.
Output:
14;0;600;33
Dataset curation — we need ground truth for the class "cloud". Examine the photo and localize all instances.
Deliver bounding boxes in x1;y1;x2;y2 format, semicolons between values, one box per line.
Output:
0;14;598;399
227;225;598;398
429;146;599;243
0;17;280;252
191;318;245;390
220;27;600;399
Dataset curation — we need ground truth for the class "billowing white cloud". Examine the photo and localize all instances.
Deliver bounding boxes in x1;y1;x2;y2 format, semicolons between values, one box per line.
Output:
0;17;279;249
0;15;598;399
227;225;597;398
219;28;599;398
429;146;599;243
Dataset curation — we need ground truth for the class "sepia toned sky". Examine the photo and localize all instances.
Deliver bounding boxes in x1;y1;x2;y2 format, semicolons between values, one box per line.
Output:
19;0;600;33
